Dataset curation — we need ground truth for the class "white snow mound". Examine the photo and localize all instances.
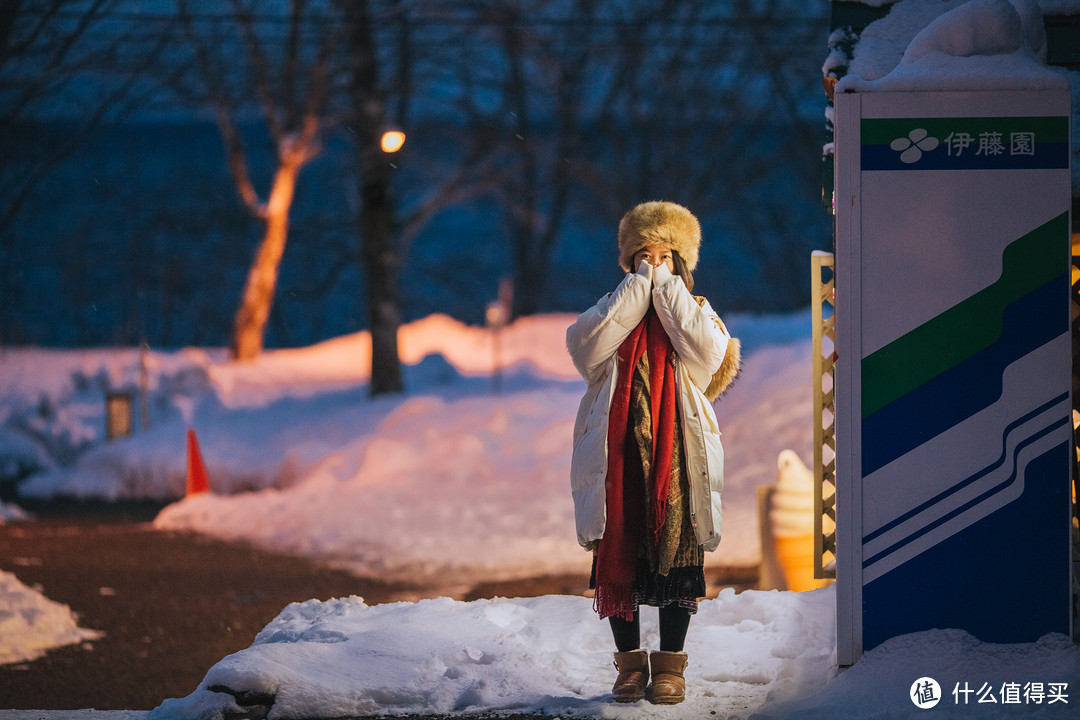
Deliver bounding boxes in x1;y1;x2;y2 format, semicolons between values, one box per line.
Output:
0;569;103;665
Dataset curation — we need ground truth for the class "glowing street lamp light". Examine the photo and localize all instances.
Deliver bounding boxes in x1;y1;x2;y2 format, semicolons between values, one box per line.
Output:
380;129;406;153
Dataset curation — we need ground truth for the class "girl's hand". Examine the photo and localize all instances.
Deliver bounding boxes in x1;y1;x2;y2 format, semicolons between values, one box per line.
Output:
652;260;674;288
636;258;654;283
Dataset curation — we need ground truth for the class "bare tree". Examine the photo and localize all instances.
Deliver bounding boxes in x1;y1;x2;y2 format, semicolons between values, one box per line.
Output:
0;0;169;236
479;0;757;317
338;0;505;395
494;0;567;318
574;0;830;308
336;0;405;394
0;0;174;345
174;0;341;360
5;0;829;353
171;0;504;389
415;0;611;319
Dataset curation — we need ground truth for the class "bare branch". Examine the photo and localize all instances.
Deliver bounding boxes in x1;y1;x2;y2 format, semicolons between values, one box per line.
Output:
283;0;303;131
1;0;180;235
228;0;285;145
177;0;265;217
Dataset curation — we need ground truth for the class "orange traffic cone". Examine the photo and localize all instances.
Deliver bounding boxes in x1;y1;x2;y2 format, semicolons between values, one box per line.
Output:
186;428;211;496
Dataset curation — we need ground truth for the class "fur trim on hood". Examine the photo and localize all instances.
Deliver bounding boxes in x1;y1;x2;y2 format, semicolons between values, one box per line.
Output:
705;335;741;401
697;298;740;401
618;201;701;272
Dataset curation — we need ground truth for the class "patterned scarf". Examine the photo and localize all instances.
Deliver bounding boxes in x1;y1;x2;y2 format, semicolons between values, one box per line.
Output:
593;307;679;621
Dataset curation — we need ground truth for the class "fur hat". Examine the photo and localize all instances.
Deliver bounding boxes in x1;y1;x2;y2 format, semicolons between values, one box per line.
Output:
617;201;701;272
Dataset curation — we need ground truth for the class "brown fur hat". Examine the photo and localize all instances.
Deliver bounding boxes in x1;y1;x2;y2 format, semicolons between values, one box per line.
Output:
617;201;701;272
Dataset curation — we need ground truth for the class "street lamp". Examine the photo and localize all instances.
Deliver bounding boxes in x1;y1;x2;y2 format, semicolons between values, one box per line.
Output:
380;129;405;153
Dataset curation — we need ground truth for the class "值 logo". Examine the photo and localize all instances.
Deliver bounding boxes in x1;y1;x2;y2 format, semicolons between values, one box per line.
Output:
911;677;942;709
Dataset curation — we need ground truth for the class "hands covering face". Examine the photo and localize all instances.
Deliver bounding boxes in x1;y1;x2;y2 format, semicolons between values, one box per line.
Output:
637;257;674;288
652;260;673;287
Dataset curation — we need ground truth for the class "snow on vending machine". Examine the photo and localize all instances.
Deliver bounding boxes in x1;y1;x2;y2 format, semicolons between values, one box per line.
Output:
832;87;1074;665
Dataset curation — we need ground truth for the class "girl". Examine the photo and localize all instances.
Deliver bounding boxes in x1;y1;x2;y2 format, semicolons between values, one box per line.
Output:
566;201;740;704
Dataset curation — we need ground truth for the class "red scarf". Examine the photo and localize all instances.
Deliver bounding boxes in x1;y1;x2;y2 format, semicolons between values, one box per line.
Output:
594;307;679;621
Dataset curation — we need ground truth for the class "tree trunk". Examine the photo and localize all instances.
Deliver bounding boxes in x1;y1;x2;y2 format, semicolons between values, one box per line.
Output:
361;151;403;395
345;0;403;396
231;160;300;360
502;13;542;319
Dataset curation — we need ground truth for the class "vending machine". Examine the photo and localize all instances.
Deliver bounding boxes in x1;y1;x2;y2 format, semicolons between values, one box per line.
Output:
832;88;1073;665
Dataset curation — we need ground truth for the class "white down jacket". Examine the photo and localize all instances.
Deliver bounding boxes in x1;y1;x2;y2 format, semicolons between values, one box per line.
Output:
566;268;730;552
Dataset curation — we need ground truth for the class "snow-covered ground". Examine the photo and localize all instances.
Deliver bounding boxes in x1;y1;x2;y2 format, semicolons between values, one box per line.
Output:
2;309;1077;720
0;308;816;693
148;585;1080;720
152;588;838;720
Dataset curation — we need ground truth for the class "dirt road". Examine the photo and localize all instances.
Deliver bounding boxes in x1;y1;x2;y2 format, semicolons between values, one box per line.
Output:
0;503;451;711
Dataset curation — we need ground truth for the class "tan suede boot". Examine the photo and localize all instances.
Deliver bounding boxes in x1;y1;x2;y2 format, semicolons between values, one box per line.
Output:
649;651;688;704
611;649;649;703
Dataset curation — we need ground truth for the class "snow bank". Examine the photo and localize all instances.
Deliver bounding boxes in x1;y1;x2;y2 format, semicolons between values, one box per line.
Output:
205;312;581;409
0;569;102;665
149;312;811;581
151;584;1080;720
155;387;592;584
755;629;1079;719
836;0;1070;93
151;587;836;720
7;312;587;501
0;500;30;523
2;311;813;581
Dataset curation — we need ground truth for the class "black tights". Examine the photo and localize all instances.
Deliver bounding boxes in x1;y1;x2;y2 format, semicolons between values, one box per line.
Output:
609;606;692;653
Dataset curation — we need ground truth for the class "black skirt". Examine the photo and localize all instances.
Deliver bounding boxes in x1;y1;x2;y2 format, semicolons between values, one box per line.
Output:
590;554;706;613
